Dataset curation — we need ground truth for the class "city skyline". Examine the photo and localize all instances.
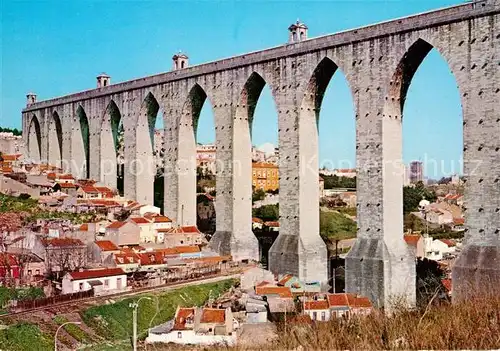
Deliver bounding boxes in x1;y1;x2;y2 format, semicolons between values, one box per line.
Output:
2;0;463;177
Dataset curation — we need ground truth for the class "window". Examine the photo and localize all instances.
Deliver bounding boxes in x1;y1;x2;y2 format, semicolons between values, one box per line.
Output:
35;269;40;275
293;32;297;41
104;279;109;287
321;311;326;321
117;277;122;289
312;312;317;320
300;31;305;40
177;332;182;339
79;282;84;291
181;61;185;68
27;270;32;276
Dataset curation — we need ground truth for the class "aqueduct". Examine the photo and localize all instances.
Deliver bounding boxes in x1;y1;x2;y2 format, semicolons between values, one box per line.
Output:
23;0;500;307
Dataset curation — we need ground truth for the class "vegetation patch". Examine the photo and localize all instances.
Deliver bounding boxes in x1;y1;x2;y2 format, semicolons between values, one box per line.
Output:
0;287;44;310
53;316;94;344
82;279;236;341
320;210;357;241
0;323;53;351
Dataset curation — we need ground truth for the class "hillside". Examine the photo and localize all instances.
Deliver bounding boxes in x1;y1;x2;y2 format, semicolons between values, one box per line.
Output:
0;279;236;351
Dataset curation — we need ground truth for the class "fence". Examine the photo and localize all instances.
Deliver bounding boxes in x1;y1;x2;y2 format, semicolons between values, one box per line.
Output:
10;289;94;312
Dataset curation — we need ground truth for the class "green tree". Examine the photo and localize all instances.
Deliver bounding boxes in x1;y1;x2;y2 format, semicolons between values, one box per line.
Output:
0;127;22;136
403;181;437;214
252;188;266;202
252;204;279;221
321;175;356;189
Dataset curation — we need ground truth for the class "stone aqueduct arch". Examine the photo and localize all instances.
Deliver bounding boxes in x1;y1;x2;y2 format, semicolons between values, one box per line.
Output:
22;1;500;308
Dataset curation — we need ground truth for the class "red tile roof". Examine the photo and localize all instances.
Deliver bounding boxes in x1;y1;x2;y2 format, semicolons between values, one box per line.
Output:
1;154;22;161
442;278;452;292
200;308;226;324
1;166;13;173
439;239;456;247
58;174;74;180
138;252;167;265
252;217;264;224
42;237;85;247
129;217;151;225
453;218;465;225
95;240;119;251
255;285;293;298
404;234;421;247
162;226;201;234
174;246;200;254
152;215;172;223
264;221;279;228
106;221;126;229
68;268;125;280
304;300;329;310
278;274;294;286
79;223;89;231
81;185;99;193
174;308;195;330
114;253;140;264
327;293;372;308
58;183;76;188
88;199;121;207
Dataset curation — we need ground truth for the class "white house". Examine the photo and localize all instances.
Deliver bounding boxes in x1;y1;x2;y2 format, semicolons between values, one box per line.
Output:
146;306;238;346
138;205;161;216
252;218;264;231
129;217;156;243
303;299;331;322
61;268;127;295
423;236;457;261
302;293;373;321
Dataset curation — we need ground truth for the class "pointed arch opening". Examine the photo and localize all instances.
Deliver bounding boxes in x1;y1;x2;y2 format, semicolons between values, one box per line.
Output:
75;106;90;179
100;100;123;194
386;39;463;251
153;108;165;211
175;83;215;230
48;111;63;169
135;92;160;206
28;114;41;163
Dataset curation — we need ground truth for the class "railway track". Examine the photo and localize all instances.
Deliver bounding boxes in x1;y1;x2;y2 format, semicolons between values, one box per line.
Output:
1;272;241;318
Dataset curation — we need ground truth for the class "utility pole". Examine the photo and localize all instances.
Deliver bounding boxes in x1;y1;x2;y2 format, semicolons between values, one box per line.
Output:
129;297;152;351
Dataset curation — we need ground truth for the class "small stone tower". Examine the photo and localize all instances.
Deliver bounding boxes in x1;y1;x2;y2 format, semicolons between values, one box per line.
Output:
172;52;189;70
96;73;111;88
288;19;308;43
26;92;37;106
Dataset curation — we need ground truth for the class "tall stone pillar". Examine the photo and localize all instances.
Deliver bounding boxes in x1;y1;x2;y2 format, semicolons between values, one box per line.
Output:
268;57;328;285
133;93;158;205
61;104;73;174
345;40;416;309
88;99;104;181
163;89;182;224
209;71;259;262
123;91;139;201
71;105;88;179
452;14;500;299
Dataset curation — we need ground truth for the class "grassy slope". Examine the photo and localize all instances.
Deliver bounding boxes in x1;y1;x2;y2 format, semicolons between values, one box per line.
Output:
0;279;236;350
82;279;236;340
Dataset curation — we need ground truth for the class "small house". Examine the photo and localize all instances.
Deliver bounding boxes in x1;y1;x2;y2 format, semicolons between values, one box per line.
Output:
61;267;127;295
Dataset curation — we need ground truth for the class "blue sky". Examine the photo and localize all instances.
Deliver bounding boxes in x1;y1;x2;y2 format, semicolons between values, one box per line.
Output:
1;0;463;178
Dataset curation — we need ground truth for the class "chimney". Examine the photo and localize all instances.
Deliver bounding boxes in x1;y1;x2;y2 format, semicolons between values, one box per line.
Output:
96;73;111;88
26;92;37;106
